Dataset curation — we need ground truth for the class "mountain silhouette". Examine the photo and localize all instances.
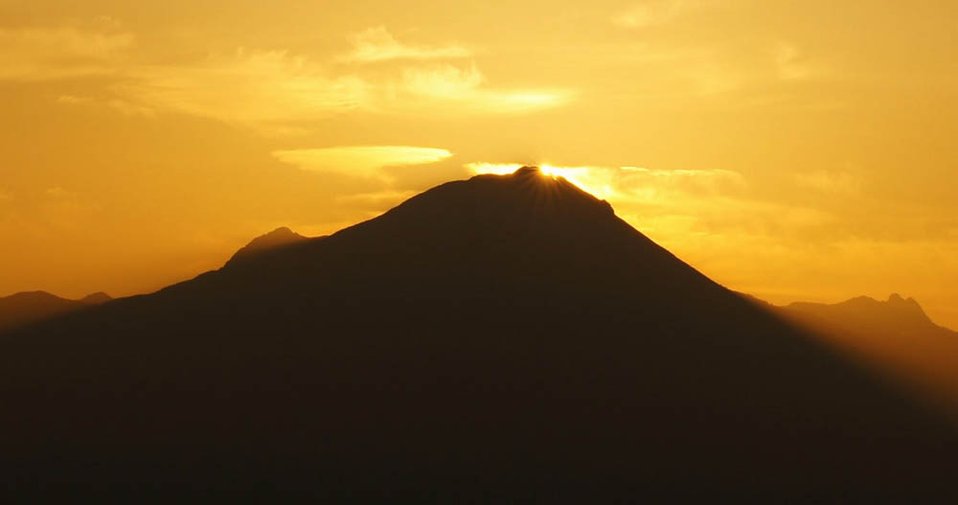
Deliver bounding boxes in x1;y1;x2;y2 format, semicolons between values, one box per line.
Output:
1;167;956;500
781;294;958;421
784;294;956;338
225;226;308;267
0;290;111;332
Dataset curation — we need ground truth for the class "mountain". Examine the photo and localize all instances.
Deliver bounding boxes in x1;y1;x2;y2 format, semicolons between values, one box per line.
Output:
780;294;958;419
0;290;111;332
1;167;956;500
784;294;956;339
225;226;308;267
80;292;113;305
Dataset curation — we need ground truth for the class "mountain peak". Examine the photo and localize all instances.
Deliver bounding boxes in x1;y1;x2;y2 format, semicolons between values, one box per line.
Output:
887;292;920;306
226;227;308;267
785;293;941;335
513;165;542;177
453;165;615;216
81;292;112;305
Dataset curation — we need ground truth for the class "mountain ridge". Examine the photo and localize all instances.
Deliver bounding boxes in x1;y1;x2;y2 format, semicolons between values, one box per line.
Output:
0;290;112;332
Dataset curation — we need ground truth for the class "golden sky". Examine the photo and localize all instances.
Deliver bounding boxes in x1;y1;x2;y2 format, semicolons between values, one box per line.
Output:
1;0;956;326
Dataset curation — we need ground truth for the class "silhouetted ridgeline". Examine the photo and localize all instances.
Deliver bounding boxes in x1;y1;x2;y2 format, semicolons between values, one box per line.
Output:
225;226;309;267
1;168;956;500
779;294;958;420
0;291;111;332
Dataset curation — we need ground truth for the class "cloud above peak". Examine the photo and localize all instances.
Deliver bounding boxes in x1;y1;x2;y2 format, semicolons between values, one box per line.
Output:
613;0;689;29
274;146;453;179
342;27;471;63
118;49;369;131
111;48;568;132
0;26;133;81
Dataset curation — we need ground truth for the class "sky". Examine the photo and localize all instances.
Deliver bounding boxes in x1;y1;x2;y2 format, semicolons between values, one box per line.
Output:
1;0;956;327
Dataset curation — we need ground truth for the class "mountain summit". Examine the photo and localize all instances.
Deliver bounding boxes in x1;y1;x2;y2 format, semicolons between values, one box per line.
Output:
1;169;956;500
226;226;308;267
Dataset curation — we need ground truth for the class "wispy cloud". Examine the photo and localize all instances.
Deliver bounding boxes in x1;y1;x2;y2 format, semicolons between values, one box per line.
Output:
0;27;133;81
342;27;470;63
466;163;744;201
14;23;569;132
773;42;813;81
395;64;570;114
273;146;453;179
56;94;94;104
794;170;861;195
118;49;369;132
112;50;568;132
612;0;691;29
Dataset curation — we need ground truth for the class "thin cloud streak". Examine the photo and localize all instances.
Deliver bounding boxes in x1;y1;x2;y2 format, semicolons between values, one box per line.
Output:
274;146;453;179
113;51;569;132
341;27;471;63
0;27;134;81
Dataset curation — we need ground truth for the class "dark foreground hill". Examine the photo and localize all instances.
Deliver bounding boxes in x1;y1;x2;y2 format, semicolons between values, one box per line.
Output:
0;291;111;332
2;168;957;500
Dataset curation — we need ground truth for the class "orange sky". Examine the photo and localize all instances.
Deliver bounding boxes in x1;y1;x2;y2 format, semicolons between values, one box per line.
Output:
1;0;956;327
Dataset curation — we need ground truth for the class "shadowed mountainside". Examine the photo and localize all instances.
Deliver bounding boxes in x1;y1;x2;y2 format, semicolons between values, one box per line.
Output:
780;294;958;419
1;168;957;500
0;291;111;332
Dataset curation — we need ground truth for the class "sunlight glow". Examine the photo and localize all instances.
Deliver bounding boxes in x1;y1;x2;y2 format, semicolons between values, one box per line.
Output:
538;164;616;199
466;162;617;199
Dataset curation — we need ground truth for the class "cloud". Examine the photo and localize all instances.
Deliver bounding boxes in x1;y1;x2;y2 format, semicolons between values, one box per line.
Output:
773;42;812;81
11;25;568;132
56;94;94;104
113;49;568;132
794;170;861;195
118;49;369;132
342;27;470;63
44;187;73;199
0;27;133;81
466;163;744;201
273;146;453;179
395;64;571;114
613;0;689;29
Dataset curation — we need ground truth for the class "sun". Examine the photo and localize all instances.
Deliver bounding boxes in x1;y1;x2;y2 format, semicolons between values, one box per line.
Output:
465;162;614;199
538;164;612;199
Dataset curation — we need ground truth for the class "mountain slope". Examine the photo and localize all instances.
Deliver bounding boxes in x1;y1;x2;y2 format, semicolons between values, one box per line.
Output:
2;168;956;500
0;290;111;332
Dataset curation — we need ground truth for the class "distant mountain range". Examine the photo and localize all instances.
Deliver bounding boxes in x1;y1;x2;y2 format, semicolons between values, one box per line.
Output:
1;167;956;500
779;294;958;419
782;293;957;339
0;290;111;332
